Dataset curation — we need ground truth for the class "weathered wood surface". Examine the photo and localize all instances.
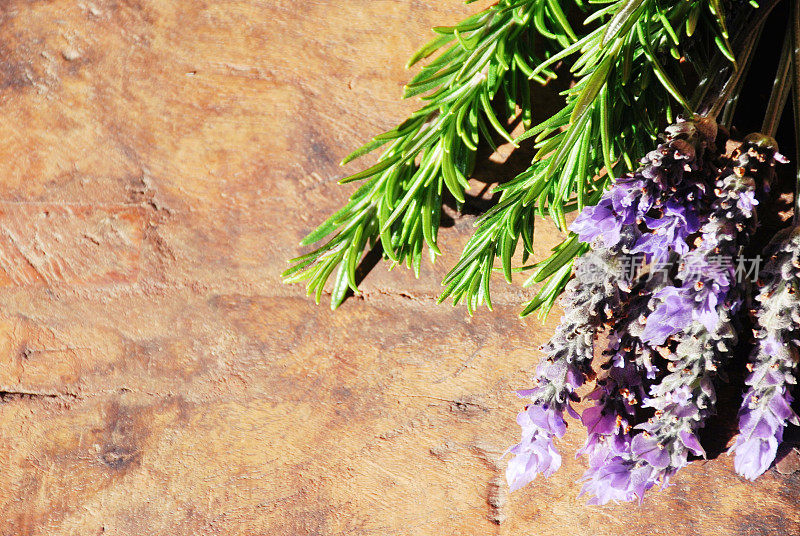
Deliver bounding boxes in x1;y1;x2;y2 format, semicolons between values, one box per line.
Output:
0;1;799;534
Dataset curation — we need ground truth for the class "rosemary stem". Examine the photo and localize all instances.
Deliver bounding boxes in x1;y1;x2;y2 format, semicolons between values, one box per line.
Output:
717;25;764;129
690;7;754;112
718;23;764;129
704;0;781;120
761;20;793;138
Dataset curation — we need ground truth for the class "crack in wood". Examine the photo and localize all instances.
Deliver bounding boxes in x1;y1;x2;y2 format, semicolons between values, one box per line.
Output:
0;388;78;402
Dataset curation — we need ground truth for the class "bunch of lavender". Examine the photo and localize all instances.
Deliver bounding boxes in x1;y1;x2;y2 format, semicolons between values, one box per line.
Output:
582;137;777;503
641;137;784;463
506;117;718;492
508;128;791;503
730;226;800;479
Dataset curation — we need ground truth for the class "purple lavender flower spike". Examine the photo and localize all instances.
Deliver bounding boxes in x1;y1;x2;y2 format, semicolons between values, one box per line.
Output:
505;246;634;487
577;276;667;504
641;135;778;346
571;116;716;261
731;226;800;480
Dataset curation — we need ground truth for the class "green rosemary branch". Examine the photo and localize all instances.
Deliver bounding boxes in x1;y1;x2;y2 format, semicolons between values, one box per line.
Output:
761;20;792;138
442;0;735;317
283;0;572;308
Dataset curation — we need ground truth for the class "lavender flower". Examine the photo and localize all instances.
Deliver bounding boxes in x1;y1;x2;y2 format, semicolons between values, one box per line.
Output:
633;198;703;257
624;135;785;499
731;227;800;480
507;403;567;491
508;117;718;491
506;249;625;490
571;117;716;262
578;274;669;504
579;450;663;504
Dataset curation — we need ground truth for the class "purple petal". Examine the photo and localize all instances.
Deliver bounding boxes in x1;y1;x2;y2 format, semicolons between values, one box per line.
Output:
679;430;705;457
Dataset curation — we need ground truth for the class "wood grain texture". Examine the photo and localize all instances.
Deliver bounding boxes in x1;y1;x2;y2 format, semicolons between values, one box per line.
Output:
0;1;799;535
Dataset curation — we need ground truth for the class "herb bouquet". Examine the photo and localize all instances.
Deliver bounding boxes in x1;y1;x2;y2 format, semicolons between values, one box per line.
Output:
285;0;800;503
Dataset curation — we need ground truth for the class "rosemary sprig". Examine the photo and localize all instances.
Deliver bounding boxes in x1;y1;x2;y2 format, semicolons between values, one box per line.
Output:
442;0;735;317
284;0;571;308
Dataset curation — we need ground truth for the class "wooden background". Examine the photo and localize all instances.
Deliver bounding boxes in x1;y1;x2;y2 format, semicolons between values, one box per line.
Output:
0;1;799;534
